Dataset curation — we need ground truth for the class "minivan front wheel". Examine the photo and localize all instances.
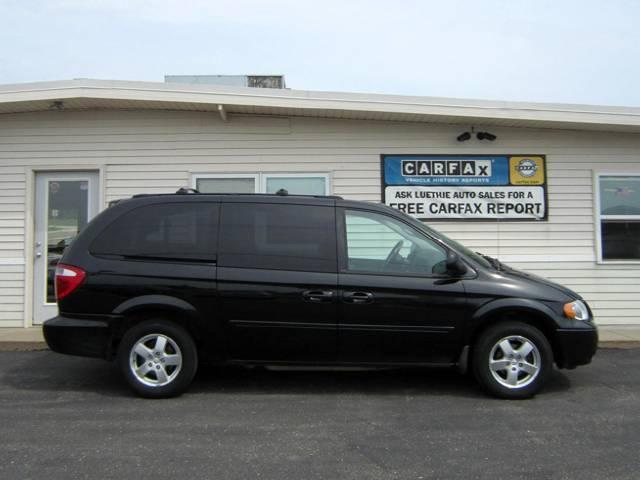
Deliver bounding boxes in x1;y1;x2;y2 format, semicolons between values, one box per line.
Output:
118;320;198;398
472;322;553;399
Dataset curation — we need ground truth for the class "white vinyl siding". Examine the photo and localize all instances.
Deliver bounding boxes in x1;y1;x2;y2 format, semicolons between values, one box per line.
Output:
0;164;26;327
1;108;640;326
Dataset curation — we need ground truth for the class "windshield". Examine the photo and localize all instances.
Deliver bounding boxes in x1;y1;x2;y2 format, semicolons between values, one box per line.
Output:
389;208;494;269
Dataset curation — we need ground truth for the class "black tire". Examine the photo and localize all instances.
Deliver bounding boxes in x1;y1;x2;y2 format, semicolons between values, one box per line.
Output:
472;321;553;399
118;319;198;398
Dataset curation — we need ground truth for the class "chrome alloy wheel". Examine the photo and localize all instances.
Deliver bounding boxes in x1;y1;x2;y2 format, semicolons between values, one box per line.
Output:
129;333;182;387
488;335;541;389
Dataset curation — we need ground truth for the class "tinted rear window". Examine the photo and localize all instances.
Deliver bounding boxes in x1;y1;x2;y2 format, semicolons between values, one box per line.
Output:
219;203;336;272
90;203;218;261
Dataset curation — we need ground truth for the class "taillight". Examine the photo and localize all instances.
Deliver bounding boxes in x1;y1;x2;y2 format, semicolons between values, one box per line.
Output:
55;264;86;301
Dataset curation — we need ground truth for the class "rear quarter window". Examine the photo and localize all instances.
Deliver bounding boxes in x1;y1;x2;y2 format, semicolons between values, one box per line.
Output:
90;203;219;261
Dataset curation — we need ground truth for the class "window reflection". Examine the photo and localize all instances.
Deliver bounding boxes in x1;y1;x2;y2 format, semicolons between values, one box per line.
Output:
46;180;88;303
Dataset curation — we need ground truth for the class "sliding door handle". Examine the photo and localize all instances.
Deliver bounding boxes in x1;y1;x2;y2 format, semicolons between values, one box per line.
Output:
302;290;335;303
343;291;374;304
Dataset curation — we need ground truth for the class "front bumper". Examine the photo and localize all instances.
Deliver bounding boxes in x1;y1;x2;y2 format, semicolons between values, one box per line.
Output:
43;315;119;359
555;325;598;369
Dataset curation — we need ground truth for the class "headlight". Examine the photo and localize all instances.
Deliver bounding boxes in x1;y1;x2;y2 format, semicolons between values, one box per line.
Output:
563;300;590;321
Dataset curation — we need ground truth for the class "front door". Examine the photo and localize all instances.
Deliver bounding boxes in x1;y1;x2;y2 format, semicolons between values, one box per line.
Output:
33;172;99;324
337;208;467;364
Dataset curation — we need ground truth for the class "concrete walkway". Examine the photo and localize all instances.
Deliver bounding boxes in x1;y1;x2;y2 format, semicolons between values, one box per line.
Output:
0;328;45;343
598;326;640;343
0;327;46;351
0;325;638;350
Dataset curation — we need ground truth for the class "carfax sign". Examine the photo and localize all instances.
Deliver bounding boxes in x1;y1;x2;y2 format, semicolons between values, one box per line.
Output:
382;155;547;220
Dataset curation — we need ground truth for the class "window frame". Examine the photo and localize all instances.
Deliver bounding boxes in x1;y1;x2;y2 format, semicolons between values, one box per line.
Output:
191;172;330;195
594;171;640;264
336;207;452;279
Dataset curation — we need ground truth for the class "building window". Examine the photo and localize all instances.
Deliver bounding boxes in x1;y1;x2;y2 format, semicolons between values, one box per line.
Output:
597;174;640;261
193;173;329;196
195;174;258;194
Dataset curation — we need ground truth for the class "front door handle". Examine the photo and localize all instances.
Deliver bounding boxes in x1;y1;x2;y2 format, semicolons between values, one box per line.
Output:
302;290;335;303
343;291;374;304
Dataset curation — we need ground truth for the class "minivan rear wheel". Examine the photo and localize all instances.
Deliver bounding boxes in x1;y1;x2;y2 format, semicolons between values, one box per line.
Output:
118;319;198;398
472;321;553;399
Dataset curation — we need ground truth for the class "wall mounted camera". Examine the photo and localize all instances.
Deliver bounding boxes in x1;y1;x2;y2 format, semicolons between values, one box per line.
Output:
456;131;471;142
477;131;497;141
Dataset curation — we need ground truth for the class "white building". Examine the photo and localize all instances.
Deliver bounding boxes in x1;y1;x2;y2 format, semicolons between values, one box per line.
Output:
0;78;639;328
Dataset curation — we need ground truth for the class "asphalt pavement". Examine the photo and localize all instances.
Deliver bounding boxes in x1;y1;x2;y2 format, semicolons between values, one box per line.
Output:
1;348;639;480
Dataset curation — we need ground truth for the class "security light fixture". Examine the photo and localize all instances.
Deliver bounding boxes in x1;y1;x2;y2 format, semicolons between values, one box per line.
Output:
477;131;497;141
50;100;65;111
456;131;471;142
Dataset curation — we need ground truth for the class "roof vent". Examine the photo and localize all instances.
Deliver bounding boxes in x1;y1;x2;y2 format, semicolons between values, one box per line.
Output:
275;188;289;196
164;75;286;89
247;76;285;89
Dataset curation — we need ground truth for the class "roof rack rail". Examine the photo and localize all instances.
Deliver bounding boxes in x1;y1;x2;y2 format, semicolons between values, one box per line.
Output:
176;187;199;194
130;191;343;200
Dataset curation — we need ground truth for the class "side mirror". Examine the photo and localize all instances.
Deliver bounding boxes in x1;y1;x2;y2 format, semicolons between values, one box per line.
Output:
446;250;468;276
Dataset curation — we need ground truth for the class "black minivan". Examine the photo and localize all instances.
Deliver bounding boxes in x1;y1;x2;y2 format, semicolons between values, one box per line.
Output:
43;190;598;399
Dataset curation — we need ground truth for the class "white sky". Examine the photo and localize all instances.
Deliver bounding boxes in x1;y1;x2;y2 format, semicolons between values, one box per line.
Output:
1;0;638;106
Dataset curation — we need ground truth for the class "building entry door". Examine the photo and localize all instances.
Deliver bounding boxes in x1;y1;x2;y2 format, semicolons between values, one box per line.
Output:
33;172;99;325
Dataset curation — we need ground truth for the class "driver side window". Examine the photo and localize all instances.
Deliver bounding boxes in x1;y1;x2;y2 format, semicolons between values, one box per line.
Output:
344;210;447;275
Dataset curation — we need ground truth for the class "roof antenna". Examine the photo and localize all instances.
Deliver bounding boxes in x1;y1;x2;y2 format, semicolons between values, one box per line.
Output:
275;188;289;196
